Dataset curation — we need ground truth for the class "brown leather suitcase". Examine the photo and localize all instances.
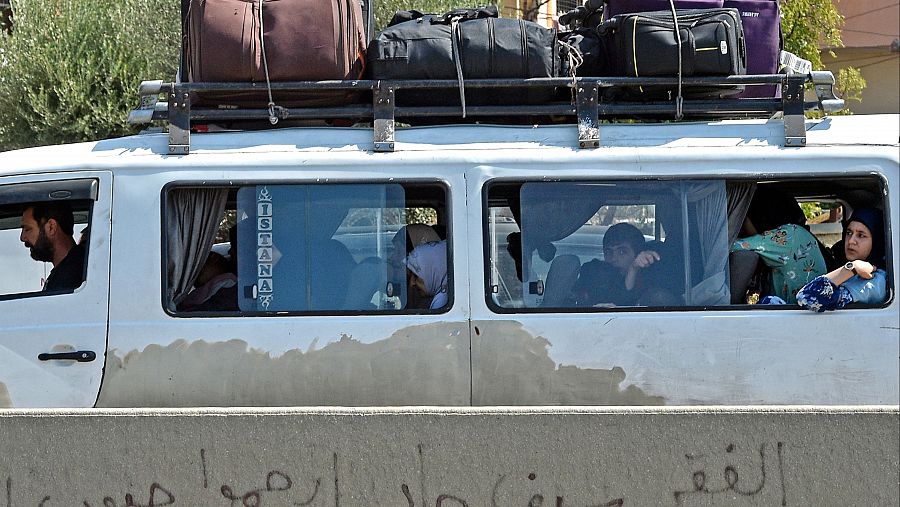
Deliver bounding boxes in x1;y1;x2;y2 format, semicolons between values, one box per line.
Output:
182;0;366;108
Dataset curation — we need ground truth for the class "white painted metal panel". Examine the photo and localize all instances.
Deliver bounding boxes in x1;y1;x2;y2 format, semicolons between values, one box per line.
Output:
0;171;112;408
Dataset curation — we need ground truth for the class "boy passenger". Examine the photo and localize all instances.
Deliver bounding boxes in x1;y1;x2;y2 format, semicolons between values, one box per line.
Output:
589;223;674;306
19;202;86;292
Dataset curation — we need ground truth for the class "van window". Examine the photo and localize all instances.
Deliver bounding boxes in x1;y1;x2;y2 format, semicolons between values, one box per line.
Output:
487;180;729;310
166;182;449;315
0;179;94;299
486;176;890;311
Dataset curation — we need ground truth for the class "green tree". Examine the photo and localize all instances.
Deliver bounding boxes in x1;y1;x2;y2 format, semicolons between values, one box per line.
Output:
0;0;179;150
781;0;866;107
0;1;866;150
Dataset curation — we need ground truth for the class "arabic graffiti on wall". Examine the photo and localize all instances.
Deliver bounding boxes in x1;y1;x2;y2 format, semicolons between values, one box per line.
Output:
3;441;789;506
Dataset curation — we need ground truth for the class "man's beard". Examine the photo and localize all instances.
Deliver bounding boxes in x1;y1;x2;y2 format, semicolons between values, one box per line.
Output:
27;228;54;262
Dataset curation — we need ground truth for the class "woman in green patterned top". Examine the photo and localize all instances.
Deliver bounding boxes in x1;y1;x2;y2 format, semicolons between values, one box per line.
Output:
730;188;828;304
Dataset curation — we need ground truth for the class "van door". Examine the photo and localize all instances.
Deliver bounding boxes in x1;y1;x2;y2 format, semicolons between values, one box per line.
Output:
0;172;112;408
97;177;470;407
469;172;732;405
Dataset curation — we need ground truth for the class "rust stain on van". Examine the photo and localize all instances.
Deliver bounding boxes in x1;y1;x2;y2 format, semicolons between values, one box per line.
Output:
97;322;471;407
0;382;12;408
472;320;666;406
96;320;663;407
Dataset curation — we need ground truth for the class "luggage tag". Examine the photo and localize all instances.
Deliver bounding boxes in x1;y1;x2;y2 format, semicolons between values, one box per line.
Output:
779;50;812;75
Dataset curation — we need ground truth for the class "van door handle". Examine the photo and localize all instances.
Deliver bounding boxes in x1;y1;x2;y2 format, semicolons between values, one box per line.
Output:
38;350;96;362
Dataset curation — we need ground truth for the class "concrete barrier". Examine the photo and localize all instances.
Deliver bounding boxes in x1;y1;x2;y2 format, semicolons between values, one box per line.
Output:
1;407;897;506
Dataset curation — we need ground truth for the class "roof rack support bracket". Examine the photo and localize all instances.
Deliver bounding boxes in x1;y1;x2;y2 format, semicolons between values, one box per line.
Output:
373;82;395;152
782;75;806;148
576;82;600;148
168;84;190;155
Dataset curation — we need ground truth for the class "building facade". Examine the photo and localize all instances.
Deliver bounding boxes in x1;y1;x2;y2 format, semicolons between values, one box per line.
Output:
823;0;899;114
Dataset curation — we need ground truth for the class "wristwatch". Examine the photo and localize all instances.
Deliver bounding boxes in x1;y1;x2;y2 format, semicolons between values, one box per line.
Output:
844;261;855;273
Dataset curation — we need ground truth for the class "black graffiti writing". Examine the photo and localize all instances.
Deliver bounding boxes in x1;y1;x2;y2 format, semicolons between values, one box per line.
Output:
201;448;209;489
220;470;320;507
402;484;415;507
777;442;787;506
528;496;623;507
7;441;791;506
673;442;787;506
79;483;175;507
333;453;340;507
403;450;623;506
436;494;468;506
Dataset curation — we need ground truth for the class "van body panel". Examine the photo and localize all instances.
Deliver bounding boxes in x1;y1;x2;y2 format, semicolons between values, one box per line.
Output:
100;168;471;407
0;115;897;408
471;310;899;405
468;157;898;406
0;171;112;408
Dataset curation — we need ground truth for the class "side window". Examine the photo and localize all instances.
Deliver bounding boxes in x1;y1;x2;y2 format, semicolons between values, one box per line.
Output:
730;178;890;308
487;176;891;312
486;180;730;310
0;179;95;299
165;182;449;315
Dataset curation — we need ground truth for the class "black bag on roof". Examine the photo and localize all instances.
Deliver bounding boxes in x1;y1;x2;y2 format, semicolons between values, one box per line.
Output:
597;8;747;98
367;6;561;108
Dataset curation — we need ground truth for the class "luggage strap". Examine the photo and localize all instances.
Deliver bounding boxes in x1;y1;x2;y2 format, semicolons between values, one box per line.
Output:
450;18;467;118
667;0;685;120
258;0;281;125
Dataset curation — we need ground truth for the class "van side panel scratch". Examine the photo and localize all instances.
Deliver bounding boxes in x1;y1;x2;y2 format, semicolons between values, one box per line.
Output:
0;383;12;409
471;320;666;406
97;323;471;407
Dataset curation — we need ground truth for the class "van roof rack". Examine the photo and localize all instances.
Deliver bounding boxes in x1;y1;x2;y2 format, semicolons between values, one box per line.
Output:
128;72;842;155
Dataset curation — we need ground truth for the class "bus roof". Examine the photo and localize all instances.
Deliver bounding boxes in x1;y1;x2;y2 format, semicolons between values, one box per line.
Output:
0;114;897;175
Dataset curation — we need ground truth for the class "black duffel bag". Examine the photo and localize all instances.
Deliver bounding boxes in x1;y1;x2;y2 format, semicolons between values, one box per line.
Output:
367;6;560;112
597;8;746;98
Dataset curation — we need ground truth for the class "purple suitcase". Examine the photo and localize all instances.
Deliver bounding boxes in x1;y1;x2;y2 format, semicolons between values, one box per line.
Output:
603;0;781;97
723;0;781;97
604;0;724;17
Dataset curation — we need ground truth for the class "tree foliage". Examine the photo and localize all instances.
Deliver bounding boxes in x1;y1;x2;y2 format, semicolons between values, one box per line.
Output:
375;0;497;30
0;0;179;150
781;0;865;107
0;1;866;150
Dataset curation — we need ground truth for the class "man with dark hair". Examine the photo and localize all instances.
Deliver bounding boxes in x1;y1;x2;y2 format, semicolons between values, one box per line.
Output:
597;222;669;305
19;202;86;292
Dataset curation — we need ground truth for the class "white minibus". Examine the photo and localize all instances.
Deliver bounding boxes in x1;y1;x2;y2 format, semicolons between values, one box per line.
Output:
0;75;897;409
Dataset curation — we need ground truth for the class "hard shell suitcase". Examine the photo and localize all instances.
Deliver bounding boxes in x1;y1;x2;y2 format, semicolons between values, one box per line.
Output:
604;0;782;97
602;9;746;76
722;0;781;97
181;0;367;108
604;0;725;17
599;8;746;97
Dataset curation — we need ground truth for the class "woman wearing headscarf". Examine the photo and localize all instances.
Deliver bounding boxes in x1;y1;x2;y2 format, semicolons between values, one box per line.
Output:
730;188;828;304
797;208;888;311
387;224;441;309
405;240;449;310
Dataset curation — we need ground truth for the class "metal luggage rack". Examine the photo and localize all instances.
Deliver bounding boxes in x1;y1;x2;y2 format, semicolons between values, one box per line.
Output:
128;72;843;155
